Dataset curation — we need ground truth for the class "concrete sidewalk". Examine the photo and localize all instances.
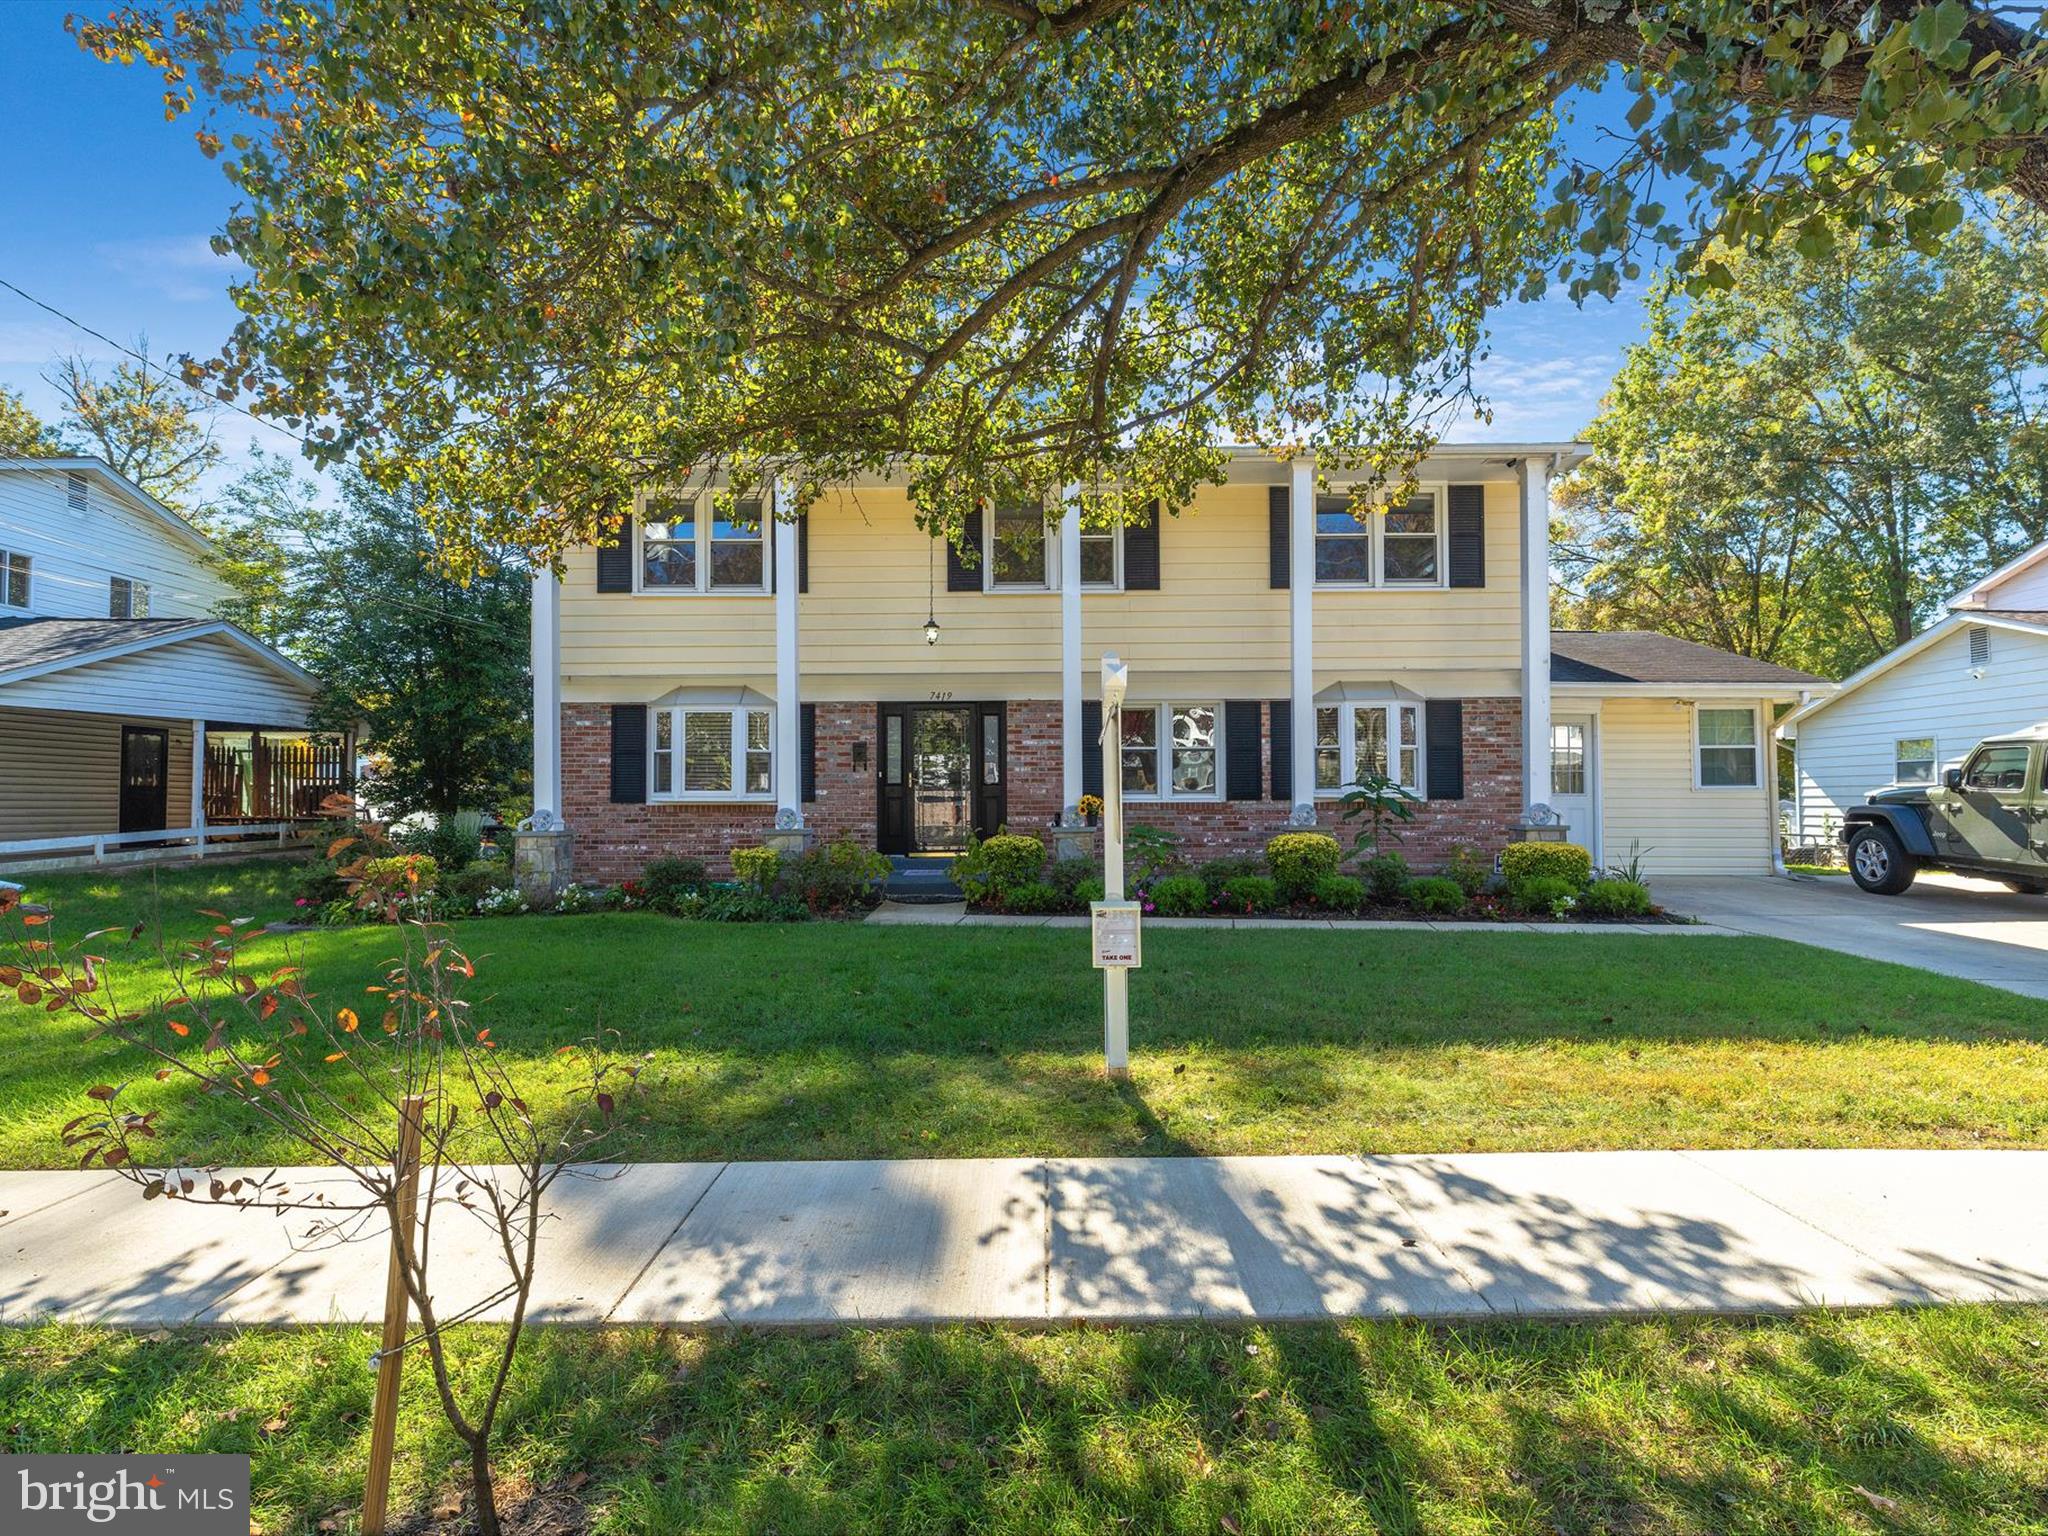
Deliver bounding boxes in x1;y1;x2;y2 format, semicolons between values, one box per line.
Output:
5;1150;2046;1329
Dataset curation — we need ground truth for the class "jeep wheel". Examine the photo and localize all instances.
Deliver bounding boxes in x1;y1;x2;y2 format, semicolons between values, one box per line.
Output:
1847;826;1917;894
2004;879;2048;895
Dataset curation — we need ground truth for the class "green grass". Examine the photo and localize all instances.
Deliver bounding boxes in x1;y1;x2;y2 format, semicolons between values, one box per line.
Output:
5;1308;2048;1534
1787;864;1851;877
5;860;2048;1169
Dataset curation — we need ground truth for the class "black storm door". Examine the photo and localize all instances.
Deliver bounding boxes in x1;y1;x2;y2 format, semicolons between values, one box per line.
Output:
119;725;170;833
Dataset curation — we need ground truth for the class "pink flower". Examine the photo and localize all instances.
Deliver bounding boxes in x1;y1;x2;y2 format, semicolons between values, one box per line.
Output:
294;898;309;907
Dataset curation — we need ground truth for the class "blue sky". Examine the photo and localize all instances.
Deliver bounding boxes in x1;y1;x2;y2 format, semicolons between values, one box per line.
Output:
0;1;1649;487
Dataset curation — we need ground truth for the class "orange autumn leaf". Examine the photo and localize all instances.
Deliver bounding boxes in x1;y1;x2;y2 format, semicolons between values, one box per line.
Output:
250;1068;271;1086
338;1007;359;1033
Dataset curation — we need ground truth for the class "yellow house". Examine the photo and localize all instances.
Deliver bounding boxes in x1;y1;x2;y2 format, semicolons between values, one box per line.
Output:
526;443;1820;883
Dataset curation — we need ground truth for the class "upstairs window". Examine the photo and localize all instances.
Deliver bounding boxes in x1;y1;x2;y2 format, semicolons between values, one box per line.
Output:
1119;702;1219;799
109;576;150;619
1079;522;1119;587
1315;702;1422;794
1313;485;1448;586
0;549;27;609
651;706;772;799
1313;494;1371;583
1695;707;1760;788
1894;737;1937;784
636;493;768;593
989;502;1049;588
1380;491;1440;584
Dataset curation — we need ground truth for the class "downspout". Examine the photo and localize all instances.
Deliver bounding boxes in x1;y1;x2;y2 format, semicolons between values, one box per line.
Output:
1767;697;1789;877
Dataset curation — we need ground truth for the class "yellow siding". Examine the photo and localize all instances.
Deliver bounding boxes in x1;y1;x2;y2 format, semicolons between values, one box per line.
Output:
1599;698;1774;877
560;541;776;697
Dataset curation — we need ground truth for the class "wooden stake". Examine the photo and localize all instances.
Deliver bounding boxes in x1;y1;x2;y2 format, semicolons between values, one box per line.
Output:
362;1094;426;1536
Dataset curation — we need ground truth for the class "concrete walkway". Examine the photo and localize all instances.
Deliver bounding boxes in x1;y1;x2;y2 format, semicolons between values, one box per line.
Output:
1661;873;2048;1000
5;1150;2045;1328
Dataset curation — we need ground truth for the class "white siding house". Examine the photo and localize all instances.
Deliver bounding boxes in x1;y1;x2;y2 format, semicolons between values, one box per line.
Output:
1784;539;2048;840
0;458;348;869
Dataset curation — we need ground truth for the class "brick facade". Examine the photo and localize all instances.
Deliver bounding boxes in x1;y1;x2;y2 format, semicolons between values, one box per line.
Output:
562;696;1523;881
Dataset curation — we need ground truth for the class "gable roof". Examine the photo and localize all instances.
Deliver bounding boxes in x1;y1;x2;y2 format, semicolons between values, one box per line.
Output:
0;456;215;554
1550;631;1828;689
1780;609;2048;729
0;615;317;695
1947;534;2048;610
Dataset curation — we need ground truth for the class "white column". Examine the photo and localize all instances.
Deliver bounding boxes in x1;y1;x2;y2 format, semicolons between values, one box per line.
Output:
189;718;205;838
772;475;803;826
1059;485;1083;818
1518;454;1554;818
530;565;563;823
1288;455;1316;817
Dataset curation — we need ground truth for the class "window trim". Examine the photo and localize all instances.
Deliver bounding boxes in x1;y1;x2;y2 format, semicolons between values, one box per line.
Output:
1312;699;1426;798
108;574;151;619
0;547;29;610
1893;735;1938;786
984;500;1054;591
1313;481;1450;590
1078;519;1122;592
633;492;772;596
1692;704;1761;792
1117;700;1224;802
647;704;775;801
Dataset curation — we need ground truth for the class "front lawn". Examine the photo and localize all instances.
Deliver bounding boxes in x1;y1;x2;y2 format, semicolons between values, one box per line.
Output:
5;1307;2045;1535
4;861;2048;1168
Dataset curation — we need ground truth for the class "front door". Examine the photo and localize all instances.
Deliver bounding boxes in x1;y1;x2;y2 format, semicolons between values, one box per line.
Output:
1549;715;1596;854
118;725;169;834
1934;740;2040;871
877;703;1006;854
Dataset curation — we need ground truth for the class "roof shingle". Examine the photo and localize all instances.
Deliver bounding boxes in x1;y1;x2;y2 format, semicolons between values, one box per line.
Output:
0;617;217;677
1550;630;1827;687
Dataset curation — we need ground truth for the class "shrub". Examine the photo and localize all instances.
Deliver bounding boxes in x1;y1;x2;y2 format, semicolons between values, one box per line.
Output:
1499;841;1592;889
1443;846;1490;897
1511;874;1580;917
475;885;529;917
641;857;709;911
1045;857;1097;897
1074;877;1106;904
791;838;890;912
1311;874;1366;913
699;887;807;922
1357;850;1410;905
445;859;512;911
1195;855;1264;898
358;853;439;919
954;831;1047;903
1124;824;1184;887
1265;832;1342;901
1578;877;1653;918
1219;874;1279;913
1002;880;1067;915
729;845;782;892
292;859;351;910
552;883;597;914
1408;875;1467;915
1148;873;1211;916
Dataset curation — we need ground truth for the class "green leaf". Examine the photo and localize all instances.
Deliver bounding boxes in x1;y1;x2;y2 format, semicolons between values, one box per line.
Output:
1908;0;1966;58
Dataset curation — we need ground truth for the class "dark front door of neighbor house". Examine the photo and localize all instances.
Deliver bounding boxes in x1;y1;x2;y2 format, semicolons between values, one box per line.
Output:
118;725;170;834
877;703;1005;854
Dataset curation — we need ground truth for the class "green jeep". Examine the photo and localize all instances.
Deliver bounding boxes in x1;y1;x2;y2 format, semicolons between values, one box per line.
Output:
1841;727;2048;895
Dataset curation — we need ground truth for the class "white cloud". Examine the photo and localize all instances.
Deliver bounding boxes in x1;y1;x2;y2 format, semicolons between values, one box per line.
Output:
92;233;246;305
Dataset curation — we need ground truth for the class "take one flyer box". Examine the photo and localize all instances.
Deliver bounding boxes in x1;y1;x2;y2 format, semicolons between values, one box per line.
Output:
1090;901;1142;969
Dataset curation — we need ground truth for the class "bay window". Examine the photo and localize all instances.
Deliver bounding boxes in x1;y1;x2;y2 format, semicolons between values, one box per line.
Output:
1694;706;1760;788
1120;702;1219;799
637;493;767;592
1314;702;1423;794
652;706;773;799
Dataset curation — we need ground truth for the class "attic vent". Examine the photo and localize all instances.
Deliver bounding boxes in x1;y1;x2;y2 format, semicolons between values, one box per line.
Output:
1969;624;1990;667
65;470;87;510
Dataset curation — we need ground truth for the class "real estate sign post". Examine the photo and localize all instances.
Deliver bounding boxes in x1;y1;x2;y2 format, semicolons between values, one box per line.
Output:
1095;654;1135;1079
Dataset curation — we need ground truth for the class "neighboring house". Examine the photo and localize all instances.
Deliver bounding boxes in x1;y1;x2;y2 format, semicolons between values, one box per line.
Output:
1549;632;1829;878
1783;536;2048;839
524;443;1830;883
0;457;349;869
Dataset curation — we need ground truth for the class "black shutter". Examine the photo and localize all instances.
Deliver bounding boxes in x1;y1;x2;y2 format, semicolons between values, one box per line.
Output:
1124;501;1161;590
801;703;817;802
1448;484;1485;589
1269;699;1291;800
946;507;984;592
1425;699;1464;800
610;705;647;803
797;511;809;593
1081;700;1103;799
1225;701;1261;801
596;516;634;593
1268;486;1289;588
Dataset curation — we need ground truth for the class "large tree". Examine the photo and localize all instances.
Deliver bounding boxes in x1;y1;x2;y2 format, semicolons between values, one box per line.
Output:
0;386;56;458
1556;201;2048;677
46;347;222;509
77;1;2048;568
213;459;532;818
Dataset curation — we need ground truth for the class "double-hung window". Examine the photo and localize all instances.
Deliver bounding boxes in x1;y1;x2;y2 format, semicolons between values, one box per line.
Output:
637;494;767;592
1894;736;1937;784
109;576;150;618
1313;485;1447;586
651;706;772;799
989;502;1050;588
0;548;27;609
1119;702;1219;799
1694;707;1760;788
1078;522;1119;587
1315;702;1422;794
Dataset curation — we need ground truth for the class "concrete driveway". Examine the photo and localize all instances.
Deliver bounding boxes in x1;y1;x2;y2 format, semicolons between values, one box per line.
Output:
1661;872;2048;1000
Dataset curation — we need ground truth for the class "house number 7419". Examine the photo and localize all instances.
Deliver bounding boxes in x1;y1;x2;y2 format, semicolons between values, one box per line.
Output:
928;691;953;701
